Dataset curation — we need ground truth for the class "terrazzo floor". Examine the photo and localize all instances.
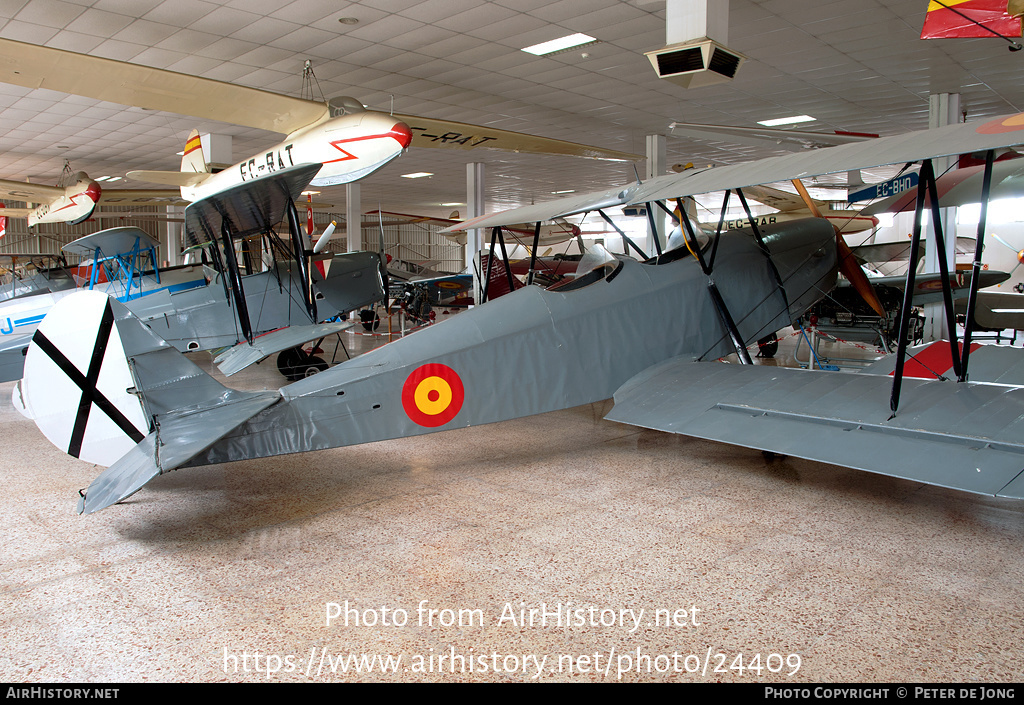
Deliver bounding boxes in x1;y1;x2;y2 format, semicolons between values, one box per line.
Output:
1;322;1022;682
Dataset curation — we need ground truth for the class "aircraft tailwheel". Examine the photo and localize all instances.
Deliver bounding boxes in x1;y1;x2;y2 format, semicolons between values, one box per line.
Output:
756;332;779;358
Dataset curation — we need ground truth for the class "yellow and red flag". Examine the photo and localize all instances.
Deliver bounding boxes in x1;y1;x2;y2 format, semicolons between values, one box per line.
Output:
921;1;1022;39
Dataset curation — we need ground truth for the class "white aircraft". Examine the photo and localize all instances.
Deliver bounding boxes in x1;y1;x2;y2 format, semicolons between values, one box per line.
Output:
0;38;639;208
0;171;185;227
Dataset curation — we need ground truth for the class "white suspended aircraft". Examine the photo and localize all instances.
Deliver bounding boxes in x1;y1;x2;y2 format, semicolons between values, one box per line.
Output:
0;170;185;227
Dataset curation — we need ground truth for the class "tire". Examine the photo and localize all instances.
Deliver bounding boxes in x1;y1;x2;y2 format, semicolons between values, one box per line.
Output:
277;346;305;379
299;356;328;378
360;309;381;331
756;332;778;358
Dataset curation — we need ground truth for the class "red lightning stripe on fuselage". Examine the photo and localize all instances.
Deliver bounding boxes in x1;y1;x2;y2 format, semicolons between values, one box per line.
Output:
323;125;413;164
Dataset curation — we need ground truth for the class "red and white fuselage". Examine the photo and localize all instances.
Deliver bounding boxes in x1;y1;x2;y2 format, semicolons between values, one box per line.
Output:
27;173;101;227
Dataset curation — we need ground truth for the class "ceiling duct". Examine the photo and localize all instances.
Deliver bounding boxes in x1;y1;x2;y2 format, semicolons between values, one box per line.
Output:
645;39;744;88
646;0;745;89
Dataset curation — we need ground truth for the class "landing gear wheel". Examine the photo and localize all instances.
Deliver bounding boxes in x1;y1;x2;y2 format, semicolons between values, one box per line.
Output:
360;308;381;331
277;346;305;378
299;356;328;379
756;332;779;358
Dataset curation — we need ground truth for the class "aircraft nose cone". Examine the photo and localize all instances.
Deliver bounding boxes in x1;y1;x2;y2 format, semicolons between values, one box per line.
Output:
390;121;412;149
85;181;102;202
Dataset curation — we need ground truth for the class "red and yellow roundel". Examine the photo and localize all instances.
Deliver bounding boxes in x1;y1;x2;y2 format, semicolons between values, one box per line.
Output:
976;113;1024;135
402;363;465;427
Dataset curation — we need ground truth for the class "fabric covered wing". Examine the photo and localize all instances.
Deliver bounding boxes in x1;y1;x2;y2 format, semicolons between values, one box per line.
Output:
606;358;1024;498
445;111;1024;232
214;321;355;376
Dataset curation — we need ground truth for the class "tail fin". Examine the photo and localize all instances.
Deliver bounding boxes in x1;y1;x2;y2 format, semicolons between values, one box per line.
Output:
21;290;278;513
180;129;208;174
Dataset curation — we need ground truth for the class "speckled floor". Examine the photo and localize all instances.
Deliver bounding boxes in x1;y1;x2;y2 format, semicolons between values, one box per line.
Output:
1;323;1022;682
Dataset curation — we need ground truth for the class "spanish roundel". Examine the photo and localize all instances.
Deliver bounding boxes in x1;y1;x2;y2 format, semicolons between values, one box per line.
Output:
401;363;465;427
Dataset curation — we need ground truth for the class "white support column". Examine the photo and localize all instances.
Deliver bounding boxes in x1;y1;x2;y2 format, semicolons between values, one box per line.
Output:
466;162;484;306
164;206;183;266
646;133;667;253
346;183;361;252
922;92;960;341
667;0;728;44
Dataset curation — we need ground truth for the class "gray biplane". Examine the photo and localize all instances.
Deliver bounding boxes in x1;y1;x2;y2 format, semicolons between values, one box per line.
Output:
18;111;1024;514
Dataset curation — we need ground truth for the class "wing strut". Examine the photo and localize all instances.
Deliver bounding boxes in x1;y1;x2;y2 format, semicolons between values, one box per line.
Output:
644;202;663;256
481;226;497;303
675;196;753;365
526;221;542;285
287;199;317;323
480;226;516;303
921;159;964;380
736;188;793;321
219;219;253;344
959;149;996;382
891;159;955;415
597;209;647;259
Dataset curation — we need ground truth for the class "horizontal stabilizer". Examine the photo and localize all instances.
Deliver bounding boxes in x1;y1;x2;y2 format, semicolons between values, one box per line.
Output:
77;390;279;514
607;358;1024;498
214;320;354;376
20;290;283;513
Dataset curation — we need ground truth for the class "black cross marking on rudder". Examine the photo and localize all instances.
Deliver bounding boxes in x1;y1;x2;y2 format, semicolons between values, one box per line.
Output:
31;300;145;458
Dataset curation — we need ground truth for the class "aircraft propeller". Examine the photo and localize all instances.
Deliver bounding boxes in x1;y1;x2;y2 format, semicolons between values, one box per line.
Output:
991;233;1024;277
791;179;886;317
312;221;337;254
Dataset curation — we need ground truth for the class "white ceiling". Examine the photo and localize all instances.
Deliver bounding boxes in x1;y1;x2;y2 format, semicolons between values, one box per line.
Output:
0;0;1021;218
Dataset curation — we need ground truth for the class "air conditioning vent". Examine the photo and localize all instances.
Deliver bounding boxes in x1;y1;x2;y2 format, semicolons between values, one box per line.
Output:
645;39;746;89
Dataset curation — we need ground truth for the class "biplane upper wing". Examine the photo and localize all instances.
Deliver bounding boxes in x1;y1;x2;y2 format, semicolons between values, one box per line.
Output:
607;357;1024;498
447;112;1024;232
667;122;872;152
62;227;159;257
861;159;1024;215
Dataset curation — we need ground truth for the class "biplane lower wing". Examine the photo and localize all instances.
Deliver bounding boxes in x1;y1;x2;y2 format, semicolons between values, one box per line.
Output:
607;358;1024;498
213;320;355;376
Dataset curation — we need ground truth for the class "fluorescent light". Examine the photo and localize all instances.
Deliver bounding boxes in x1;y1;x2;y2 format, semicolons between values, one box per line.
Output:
401;172;433;179
757;115;816;127
441;202;464;206
552;189;576;194
522;33;597;56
